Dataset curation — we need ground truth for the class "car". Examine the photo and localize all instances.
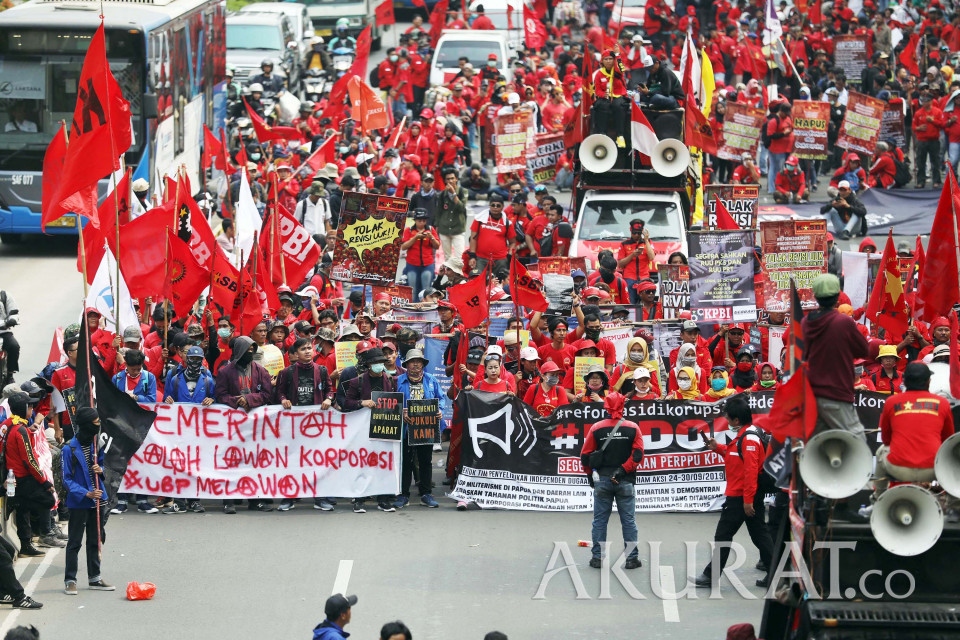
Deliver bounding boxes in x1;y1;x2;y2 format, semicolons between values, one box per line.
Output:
430;30;513;87
569;191;688;272
226;12;301;89
240;3;314;50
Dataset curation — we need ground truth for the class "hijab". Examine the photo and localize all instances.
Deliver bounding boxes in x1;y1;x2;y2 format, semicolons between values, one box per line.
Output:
675;366;700;400
613;337;658;391
674;343;701;380
704;369;736;400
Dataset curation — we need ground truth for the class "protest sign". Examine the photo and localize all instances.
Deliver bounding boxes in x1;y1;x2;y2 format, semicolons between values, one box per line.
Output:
257;344;285;376
372;284;413;305
837;91;885;155
767;324;787;369
791;100;830;160
833;34;870;85
370;392;404;441
704;184;760;229
716;102;765;162
760;219;828;311
450;390;888;511
541;273;574;314
657;265;690;319
652;321;682;372
406;399;441;446
687;230;757;322
530;132;565;183
494;111;536;172
423;335;454;428
537;256;587;275
880;103;906;150
331;192;409;284
573;356;605;396
122;404;400;499
335;341;358;371
391;308;441;322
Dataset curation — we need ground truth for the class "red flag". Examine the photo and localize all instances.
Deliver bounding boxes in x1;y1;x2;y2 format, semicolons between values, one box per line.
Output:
375;0;396;26
907;234;925;294
209;250;243;314
352;26;373;80
233;262;267;332
75;169;132;283
243;98;303;144
236;140;249;170
202;125;224;171
118;207;172;298
259;206;321;289
447;269;490;329
41;125;85;228
767;364;817;442
52;24;131;227
950;311;960;399
916;174;960;322
684;96;718;154
787;278;805;374
163;230;211;318
508;256;549;312
866;230;910;339
347;76;390;131
174;172;217;268
429;0;449;48
218;127;237;176
712;196;740;230
386;117;406;150
77;222;106;284
300;134;339;187
533;0;548;18
523;4;548;50
412;0;426;8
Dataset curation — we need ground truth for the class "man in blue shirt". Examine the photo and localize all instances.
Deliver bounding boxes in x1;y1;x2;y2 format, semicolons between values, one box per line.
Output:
393;349;446;509
313;593;356;640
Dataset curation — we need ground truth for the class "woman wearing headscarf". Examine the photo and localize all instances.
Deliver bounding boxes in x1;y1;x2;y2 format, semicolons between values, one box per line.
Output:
730;344;760;392
702;367;737;403
612;337;661;397
667;343;706;394
751;362;780;391
665;366;700;400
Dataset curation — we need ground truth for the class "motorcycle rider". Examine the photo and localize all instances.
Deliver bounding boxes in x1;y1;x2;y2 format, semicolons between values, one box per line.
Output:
328;18;357;51
243;83;266;119
250;59;286;95
305;36;332;72
225;66;243;102
0;289;19;385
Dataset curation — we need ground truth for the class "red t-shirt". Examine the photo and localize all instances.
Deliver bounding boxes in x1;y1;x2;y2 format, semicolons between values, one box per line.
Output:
616;240;654;280
474;378;510;393
880;390;955;468
470;211;515;260
523;383;568;416
537;342;575;369
402;226;440;267
50;364;78;426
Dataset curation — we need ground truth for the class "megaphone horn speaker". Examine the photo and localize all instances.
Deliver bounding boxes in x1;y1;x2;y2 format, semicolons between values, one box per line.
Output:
650;138;691;178
870;484;944;557
798;430;874;499
579;134;618;174
935;431;960;498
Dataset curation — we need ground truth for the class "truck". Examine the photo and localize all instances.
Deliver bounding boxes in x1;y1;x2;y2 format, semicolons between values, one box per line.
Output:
301;0;382;51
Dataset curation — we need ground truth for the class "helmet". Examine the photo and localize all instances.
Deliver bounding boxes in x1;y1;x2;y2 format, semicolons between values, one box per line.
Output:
785;155;799;168
225;65;235;77
249;82;264;93
336;17;349;31
738;343;761;360
260;58;274;68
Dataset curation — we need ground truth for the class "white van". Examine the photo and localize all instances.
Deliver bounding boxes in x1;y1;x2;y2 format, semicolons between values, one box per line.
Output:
430;31;513;87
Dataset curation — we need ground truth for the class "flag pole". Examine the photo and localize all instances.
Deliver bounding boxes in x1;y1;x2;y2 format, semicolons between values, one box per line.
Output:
251;231;260;324
163;234;170;354
113;165;124;332
238;249;246;336
277;200;287;285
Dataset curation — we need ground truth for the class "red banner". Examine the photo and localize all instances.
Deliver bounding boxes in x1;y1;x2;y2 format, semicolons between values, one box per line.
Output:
791;100;830;160
716;102;765;162
760;220;828;311
837;91;885;156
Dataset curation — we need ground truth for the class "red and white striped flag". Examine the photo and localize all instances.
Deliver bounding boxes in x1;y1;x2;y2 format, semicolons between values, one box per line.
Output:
630;102;659;156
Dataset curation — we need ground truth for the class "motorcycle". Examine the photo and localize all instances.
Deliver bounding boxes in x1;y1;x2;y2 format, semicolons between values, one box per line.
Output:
303;68;327;103
331;47;356;78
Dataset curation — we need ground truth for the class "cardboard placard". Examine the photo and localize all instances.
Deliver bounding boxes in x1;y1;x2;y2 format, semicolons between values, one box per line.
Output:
257;343;285;376
833;34;870;86
791;100;830;160
760;219;828;311
370;391;404;441
704;184;760;230
530;132;565;183
657;264;690;320
573;356;605;397
494;111;536;172
880;104;906;150
716;102;766;162
837;91;885;156
687;231;757;322
335;341;359;371
406;398;441;446
372;284;414;305
331;192;409;284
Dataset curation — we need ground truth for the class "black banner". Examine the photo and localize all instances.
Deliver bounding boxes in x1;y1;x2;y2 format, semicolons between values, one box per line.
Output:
370;392;404;441
407;399;440;445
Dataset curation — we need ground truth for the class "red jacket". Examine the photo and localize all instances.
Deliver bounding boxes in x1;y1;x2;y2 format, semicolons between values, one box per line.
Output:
580;417;645;480
715;426;765;503
766;115;795;154
868;153;897;189
879;390;954;468
3;420;52;488
774;168;806;198
913;105;945;142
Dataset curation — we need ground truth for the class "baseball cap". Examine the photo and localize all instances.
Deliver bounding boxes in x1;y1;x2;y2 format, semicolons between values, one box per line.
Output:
520;346;540;361
633;367;651;379
571;268;586;279
540;361;561;374
325;593;357;620
681;320;699;332
838;180;851;190
122;325;143;342
812;273;841;298
294;320;314;334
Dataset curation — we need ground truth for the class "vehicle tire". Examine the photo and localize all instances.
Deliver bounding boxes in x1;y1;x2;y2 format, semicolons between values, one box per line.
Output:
0;233;22;244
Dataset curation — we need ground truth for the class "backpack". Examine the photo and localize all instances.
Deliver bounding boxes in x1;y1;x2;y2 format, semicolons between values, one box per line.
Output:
369;65;380;88
892;155;911;187
736;425;777;496
760;114;778;149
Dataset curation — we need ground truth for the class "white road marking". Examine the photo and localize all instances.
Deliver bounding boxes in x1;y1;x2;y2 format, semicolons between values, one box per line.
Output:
332;560;353;596
659;565;680;623
0;548;60;635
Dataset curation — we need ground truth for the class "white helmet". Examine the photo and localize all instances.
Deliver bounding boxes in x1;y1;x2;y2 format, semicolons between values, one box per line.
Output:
249;82;264;92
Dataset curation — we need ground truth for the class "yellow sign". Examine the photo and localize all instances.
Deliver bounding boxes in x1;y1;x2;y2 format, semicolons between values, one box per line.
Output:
335;341;358;371
259;344;285;377
573;357;605;397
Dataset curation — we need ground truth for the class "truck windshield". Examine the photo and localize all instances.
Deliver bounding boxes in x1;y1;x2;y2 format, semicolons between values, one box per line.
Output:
435;40;501;67
578;200;683;242
226;24;282;50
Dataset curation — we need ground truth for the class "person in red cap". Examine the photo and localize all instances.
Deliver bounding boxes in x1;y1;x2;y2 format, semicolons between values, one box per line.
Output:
373;292;393;319
773;155;807;204
918;316;950;361
708;323;747;369
634;279;662;320
590;49;629;148
396;155;423;198
275;164;300;213
617;219;656;302
522;361;568;416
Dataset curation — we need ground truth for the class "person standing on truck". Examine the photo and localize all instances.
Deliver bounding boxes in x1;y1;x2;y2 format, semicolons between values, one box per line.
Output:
617;220;656;303
471;5;495;30
590;49;630;148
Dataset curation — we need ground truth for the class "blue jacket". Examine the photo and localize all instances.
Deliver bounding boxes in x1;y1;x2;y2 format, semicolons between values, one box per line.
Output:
312;620;348;640
164;369;216;403
61;438;106;509
112;369;157;403
395;372;447;433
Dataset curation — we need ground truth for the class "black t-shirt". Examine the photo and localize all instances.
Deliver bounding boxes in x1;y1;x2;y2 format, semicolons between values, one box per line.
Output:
296;366;314;406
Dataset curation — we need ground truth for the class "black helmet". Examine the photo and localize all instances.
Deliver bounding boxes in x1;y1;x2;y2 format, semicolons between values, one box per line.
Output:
261;58;274;68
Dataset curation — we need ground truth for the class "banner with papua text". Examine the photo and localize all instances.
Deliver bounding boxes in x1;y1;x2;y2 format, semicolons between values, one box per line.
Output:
331;192;409;284
790;100;830;160
760;219;827;311
687;230;756;323
449;390;888;511
121;404;401;499
494;112;536;172
716;102;765;162
837;91;885;155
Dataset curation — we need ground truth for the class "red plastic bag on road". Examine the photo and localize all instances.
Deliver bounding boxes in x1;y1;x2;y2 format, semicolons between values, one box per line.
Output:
125;581;156;601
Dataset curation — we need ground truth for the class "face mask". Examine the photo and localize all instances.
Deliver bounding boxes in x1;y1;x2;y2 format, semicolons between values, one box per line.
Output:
629;352;644;363
587;379;604;391
218;328;232;340
563;44;570;51
680;356;696;367
339;146;349;154
760;379;777;388
389;55;398;62
678;379;692;391
728;421;741;433
599;269;614;284
487;61;496;67
711;378;727;391
737;361;753;372
370;363;385;375
544;375;559;387
585;329;601;342
237;351;254;367
250;153;261;161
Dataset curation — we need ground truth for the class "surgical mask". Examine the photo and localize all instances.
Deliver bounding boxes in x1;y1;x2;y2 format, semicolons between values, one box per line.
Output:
728;420;741;433
389;55;398;62
339;146;349;154
760;379;777;388
544;375;559;387
629;352;644;363
678;379;692;391
737;361;753;372
370;363;385;374
218;328;232;340
711;378;727;391
563;44;570;51
587;379;604;391
680;356;696;367
585;329;601;342
487;61;496;67
250;153;262;161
